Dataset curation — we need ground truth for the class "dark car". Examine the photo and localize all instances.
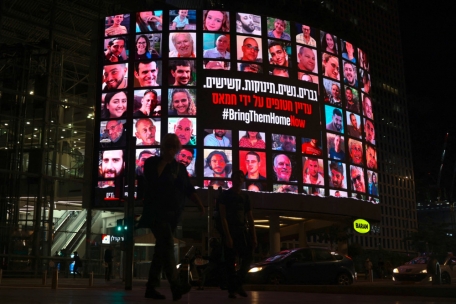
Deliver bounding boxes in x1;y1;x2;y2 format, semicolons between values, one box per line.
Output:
246;247;356;285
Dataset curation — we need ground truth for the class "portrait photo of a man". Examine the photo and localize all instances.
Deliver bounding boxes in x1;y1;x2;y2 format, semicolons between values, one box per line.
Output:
203;149;232;178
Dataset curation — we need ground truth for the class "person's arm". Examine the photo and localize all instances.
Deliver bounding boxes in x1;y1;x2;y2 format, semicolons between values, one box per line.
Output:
171;22;177;30
247;210;257;248
219;203;233;248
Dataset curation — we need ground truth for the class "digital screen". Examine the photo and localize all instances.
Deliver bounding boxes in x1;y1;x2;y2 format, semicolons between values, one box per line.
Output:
93;10;377;207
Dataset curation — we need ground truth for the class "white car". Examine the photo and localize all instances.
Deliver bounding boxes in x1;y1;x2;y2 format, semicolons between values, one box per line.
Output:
392;255;456;284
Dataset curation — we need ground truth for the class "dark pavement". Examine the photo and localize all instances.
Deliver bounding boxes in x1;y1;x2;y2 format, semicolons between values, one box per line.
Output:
0;277;455;304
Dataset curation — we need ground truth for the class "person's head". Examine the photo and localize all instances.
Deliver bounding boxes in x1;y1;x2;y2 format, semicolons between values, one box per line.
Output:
136;35;150;54
329;162;344;188
134;61;158;87
272;68;289;78
350;113;358;128
349;139;363;164
241;37;260;62
245;151;261;176
101;150;124;178
302;25;311;38
331;108;343;131
171;33;194;57
205;61;225;69
170;60;192;86
372;173;377;183
203;10;229;31
178;10;188;18
231;169;245;189
152;105;161;116
207;151;229;176
345;87;353;102
333;135;341;151
136;150;154;175
311;138;318;145
103;64;127;90
301;73;313;82
248;183;260;192
335;191;340;197
331;84;340;100
323;54;339;79
112;15;124;25
361;50;369;69
136;11;159;31
366;145;377;169
138;11;154;23
362;72;370;88
245;131;262;139
161;133;182;161
236;13;255;33
298;47;315;72
215;35;229;52
107;37;126;57
177;148;194;167
351;166;365;192
213;129;226;139
280;134;296;151
273;19;287;34
104;91;127;118
344;61;356;86
345;41;354;56
135;118;157;145
105;120;123;142
273;154;292;181
363;95;373;119
323;33;336;52
365;119;375;143
141;89;158;114
174;117;193;145
240;63;260;73
306;158;319;178
170;89;195;115
268;41;287;66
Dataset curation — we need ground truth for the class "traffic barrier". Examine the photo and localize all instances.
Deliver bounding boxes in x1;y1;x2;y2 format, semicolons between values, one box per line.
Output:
51;269;58;289
42;271;47;285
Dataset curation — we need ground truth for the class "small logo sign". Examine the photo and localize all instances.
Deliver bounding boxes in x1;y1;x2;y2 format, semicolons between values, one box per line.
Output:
353;219;370;234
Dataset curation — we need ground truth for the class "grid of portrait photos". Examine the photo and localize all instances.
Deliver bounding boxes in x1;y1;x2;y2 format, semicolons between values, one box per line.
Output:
95;10;378;205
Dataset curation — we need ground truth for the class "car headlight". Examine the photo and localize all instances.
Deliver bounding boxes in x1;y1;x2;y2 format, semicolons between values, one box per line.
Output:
248;267;263;273
420;269;427;273
393;268;399;273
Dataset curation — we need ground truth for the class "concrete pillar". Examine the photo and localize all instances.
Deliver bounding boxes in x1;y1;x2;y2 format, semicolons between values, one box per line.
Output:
298;222;308;248
269;215;280;254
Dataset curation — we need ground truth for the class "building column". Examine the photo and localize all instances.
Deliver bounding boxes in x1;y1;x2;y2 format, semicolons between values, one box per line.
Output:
269;215;280;254
298;222;308;248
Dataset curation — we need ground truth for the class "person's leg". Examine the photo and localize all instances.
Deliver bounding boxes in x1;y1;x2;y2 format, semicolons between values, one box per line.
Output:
233;232;252;297
108;262;112;281
223;240;237;298
145;221;169;299
147;220;185;300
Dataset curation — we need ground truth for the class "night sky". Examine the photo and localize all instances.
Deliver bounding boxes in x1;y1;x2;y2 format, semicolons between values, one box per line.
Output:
399;2;456;201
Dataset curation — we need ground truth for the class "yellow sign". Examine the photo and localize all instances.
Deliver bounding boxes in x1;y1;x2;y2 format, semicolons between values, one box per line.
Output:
353;219;370;234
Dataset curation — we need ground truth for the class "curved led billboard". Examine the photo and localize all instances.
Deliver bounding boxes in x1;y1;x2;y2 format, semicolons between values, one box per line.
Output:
94;10;378;207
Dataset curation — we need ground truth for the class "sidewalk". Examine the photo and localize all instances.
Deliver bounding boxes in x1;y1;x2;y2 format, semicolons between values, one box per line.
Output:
1;277;455;299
